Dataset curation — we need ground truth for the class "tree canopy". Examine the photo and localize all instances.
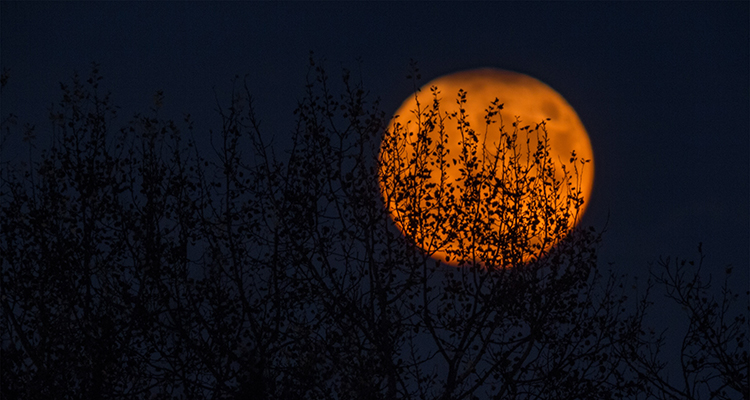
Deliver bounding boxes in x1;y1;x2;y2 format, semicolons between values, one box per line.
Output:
1;60;746;400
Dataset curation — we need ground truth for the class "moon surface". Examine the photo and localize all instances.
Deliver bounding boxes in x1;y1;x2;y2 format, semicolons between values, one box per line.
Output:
378;68;594;267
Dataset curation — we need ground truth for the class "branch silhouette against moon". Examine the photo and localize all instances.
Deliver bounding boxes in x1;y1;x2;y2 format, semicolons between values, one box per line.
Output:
379;69;594;268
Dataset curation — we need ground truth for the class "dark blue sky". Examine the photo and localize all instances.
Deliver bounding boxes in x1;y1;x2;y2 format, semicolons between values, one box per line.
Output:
2;2;748;294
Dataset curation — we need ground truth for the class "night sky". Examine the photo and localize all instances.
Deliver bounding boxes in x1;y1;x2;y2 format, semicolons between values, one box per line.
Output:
2;0;748;358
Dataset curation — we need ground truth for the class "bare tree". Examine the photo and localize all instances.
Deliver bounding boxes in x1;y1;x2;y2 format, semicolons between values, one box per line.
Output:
622;246;748;400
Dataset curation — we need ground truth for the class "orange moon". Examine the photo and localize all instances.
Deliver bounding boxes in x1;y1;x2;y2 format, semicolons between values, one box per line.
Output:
378;68;594;267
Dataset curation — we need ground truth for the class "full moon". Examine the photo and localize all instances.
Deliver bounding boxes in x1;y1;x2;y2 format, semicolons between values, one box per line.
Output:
378;68;594;267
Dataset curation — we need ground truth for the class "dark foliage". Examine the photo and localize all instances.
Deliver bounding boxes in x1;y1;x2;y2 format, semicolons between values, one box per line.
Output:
1;60;746;399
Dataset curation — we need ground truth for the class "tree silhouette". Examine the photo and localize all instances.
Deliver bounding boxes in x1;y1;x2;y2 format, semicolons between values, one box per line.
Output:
621;248;748;400
1;60;747;399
